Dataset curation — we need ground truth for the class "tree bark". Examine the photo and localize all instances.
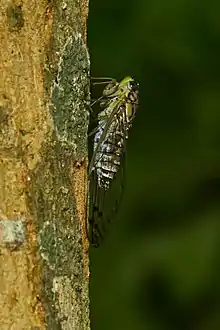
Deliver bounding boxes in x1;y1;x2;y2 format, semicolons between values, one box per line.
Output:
0;0;90;329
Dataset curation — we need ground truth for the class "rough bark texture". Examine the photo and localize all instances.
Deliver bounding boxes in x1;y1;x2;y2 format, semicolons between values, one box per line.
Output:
0;0;90;329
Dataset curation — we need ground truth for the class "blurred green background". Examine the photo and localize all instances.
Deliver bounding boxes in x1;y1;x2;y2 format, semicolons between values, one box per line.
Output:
88;1;220;329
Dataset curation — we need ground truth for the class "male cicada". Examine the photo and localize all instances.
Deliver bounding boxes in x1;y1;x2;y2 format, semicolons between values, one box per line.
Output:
88;76;139;247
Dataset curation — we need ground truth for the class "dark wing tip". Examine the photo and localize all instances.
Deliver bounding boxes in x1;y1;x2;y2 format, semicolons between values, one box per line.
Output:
87;205;106;247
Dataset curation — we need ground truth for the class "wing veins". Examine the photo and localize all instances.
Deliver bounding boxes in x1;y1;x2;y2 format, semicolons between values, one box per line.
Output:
89;97;124;175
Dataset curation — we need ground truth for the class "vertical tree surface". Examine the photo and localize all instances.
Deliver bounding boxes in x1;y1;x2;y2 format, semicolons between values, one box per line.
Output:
0;0;90;329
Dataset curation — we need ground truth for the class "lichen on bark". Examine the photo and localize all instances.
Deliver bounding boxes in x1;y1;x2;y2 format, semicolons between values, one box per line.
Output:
0;0;90;329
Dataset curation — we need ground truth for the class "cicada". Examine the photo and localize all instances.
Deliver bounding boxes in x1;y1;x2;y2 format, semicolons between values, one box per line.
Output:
87;76;139;247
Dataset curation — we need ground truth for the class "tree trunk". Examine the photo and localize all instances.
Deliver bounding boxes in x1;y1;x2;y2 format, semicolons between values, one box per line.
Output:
0;0;90;329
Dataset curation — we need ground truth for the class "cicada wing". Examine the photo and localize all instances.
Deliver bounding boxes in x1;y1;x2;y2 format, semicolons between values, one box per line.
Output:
87;107;128;247
88;152;126;247
87;171;106;247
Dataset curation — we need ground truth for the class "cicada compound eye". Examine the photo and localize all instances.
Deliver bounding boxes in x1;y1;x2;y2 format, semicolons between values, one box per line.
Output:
128;80;139;91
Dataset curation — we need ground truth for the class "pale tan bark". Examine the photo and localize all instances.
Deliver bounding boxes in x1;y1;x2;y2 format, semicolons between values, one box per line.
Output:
0;0;90;329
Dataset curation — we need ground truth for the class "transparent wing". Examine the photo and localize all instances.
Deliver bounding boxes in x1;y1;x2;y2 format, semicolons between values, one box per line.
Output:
87;109;128;247
87;154;126;247
88;97;122;175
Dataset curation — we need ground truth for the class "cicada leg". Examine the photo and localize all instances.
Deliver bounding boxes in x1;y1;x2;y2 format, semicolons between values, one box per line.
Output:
91;77;116;83
90;95;105;107
91;77;118;96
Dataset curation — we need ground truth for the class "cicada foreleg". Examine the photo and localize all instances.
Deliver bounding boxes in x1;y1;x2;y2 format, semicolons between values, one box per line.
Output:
91;77;119;97
91;77;116;84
